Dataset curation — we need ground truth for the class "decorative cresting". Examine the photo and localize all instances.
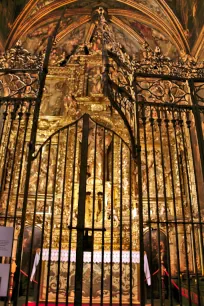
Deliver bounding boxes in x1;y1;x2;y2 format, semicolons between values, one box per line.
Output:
0;40;44;70
132;44;204;78
108;42;204;79
0;41;44;99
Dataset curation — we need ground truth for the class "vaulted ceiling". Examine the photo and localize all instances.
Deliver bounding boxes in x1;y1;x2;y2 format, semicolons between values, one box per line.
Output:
0;0;203;60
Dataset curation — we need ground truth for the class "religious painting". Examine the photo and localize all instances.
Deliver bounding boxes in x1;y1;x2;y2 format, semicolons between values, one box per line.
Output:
22;22;57;54
19;226;42;296
118;16;178;59
21;16;87;55
58;23;88;55
28;144;58;195
144;229;169;299
40;79;67;116
133;0;168;20
166;0;204;47
111;24;140;57
40;76;81;117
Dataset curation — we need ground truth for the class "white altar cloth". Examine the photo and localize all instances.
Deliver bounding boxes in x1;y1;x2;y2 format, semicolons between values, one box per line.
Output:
32;249;151;286
42;249;145;264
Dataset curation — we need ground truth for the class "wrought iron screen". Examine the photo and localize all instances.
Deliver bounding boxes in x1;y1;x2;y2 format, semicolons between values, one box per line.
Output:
0;11;204;306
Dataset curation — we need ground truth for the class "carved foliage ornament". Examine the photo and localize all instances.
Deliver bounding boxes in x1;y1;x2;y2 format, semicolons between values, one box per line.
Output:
132;44;204;79
0;41;43;70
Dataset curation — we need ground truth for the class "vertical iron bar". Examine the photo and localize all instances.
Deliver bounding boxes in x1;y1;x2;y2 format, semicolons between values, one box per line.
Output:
0;104;16;198
141;104;154;306
36;143;51;306
43;140;53;306
149;108;163;306
172;110;192;306
186;110;204;277
56;127;69;305
135;96;145;306
157;108;173;306
45;134;60;305
89;123;97;306
178;110;201;305
4;106;23;225
0;103;18;269
0;103;8;149
164;109;182;305
12;103;32;232
100;128;106;306
74;113;89;306
119;140;123;306
110;133;114;306
129;149;133;306
66;123;78;306
25;145;42;306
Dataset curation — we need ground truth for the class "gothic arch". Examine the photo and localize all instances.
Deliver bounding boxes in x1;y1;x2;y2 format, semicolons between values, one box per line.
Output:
5;0;190;58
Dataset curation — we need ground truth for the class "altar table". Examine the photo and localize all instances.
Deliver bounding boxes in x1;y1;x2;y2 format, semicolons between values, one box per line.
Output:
35;250;151;304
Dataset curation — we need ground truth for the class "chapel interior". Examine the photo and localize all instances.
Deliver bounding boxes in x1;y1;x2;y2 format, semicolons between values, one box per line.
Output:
0;1;204;306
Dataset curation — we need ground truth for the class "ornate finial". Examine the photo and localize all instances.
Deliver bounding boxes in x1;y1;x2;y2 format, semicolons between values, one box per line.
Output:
16;40;22;47
92;6;109;26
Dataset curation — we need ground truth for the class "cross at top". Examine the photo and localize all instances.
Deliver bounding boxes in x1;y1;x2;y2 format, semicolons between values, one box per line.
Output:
97;7;105;16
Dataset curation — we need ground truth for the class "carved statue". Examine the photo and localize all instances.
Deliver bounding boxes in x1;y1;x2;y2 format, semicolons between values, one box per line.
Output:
89;67;103;95
63;94;79;118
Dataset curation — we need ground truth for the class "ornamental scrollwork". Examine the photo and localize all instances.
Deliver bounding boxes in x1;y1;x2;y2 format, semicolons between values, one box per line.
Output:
0;72;40;98
136;79;191;105
194;82;204;106
0;41;43;99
